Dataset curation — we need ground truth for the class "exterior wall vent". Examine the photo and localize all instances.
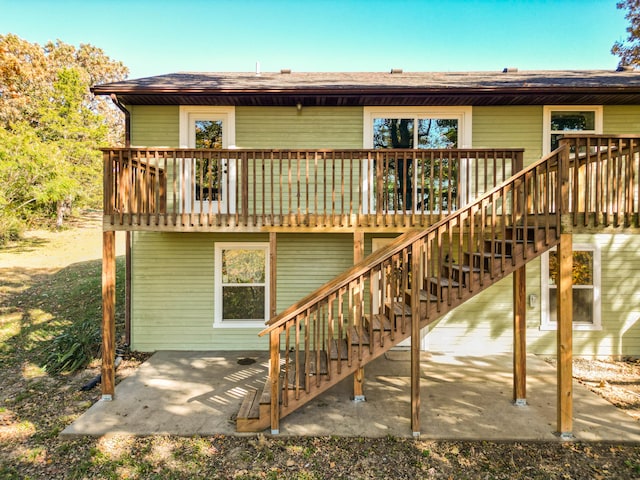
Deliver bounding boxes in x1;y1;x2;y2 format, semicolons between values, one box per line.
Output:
503;67;518;73
280;69;292;74
390;68;403;74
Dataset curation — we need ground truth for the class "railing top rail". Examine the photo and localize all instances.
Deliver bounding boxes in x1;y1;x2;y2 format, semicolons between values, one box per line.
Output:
559;134;640;139
101;147;526;154
259;144;567;336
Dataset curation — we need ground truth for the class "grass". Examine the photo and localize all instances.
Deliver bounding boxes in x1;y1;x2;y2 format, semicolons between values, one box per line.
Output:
0;257;125;373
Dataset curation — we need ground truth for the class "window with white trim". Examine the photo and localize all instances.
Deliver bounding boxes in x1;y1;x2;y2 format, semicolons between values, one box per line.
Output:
540;244;601;331
362;107;472;213
543;106;602;154
214;243;269;328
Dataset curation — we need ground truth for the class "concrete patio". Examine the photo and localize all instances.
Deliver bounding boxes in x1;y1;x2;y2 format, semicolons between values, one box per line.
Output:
62;351;640;441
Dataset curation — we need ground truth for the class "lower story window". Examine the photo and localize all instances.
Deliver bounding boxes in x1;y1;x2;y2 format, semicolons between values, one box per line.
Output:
541;244;601;331
214;243;269;327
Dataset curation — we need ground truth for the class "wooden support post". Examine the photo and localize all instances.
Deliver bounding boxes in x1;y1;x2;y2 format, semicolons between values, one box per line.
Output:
101;230;116;400
125;231;131;346
270;329;281;434
513;265;527;405
270;232;277;318
557;233;573;438
353;231;366;401
410;241;421;436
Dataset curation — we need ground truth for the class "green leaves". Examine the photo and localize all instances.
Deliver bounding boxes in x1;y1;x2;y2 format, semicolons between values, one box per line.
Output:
0;34;128;241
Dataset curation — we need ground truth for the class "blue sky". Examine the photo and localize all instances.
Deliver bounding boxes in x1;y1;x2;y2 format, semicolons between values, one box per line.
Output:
1;0;629;79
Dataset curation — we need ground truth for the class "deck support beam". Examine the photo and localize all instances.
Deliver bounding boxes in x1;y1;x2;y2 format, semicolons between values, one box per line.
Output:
353;231;366;401
270;233;277;318
101;230;116;400
410;241;421;436
270;329;281;434
513;265;527;405
556;233;573;437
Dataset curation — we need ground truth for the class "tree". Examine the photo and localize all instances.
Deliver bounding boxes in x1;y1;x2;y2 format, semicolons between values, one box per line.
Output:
0;35;128;239
612;0;640;67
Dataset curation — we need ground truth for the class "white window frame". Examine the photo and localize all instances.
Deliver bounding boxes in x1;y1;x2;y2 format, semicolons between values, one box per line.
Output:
179;106;237;213
540;243;601;331
542;105;603;155
362;107;472;214
214;242;270;328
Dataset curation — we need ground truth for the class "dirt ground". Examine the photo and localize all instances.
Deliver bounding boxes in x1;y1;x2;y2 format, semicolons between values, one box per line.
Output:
0;212;639;479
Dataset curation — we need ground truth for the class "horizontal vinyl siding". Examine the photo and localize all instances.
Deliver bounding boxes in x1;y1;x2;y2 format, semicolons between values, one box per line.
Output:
276;234;354;313
236;106;364;149
472;106;543;166
426;275;516;354
603;105;640;134
131;232;269;351
129;105;180;147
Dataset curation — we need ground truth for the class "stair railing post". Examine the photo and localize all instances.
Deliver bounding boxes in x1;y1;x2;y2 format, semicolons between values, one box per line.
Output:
270;328;281;434
558;140;571;218
410;240;422;437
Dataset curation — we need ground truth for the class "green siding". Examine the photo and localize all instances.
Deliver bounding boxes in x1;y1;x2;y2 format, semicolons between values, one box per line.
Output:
276;234;354;312
603;105;640;134
236;106;363;148
129;105;180;147
472;106;543;166
126;103;640;357
131;232;269;351
131;232;354;351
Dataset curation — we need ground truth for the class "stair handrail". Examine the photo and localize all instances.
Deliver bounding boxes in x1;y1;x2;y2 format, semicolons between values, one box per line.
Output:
260;145;567;337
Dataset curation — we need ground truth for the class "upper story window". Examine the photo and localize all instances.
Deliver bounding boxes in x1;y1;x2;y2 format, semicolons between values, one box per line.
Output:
543;106;602;154
373;118;458;149
363;107;472;149
362;107;472;213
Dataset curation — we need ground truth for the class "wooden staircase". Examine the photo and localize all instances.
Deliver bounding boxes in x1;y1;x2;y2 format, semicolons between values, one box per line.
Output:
237;135;640;433
237;220;559;431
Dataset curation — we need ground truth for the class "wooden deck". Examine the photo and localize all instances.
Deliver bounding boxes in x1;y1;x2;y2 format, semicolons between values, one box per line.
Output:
103;148;523;232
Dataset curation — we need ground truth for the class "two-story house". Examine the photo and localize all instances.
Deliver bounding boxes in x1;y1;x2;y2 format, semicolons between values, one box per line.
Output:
92;69;640;435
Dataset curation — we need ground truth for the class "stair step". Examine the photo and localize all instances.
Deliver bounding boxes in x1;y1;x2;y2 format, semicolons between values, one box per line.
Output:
284;351;329;388
348;326;370;345
483;238;522;255
463;251;511;269
447;264;482;284
404;289;438;302
329;338;349;360
259;378;271;405
366;313;392;331
429;277;460;288
237;389;260;420
386;301;413;318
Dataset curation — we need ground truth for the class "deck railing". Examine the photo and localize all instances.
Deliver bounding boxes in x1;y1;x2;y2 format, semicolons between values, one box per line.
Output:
103;148;524;230
560;135;640;228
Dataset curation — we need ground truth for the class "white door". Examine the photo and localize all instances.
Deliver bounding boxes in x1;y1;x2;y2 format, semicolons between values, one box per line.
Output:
180;107;236;214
